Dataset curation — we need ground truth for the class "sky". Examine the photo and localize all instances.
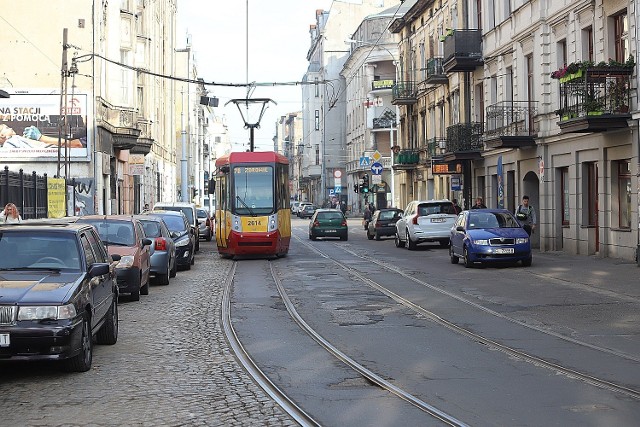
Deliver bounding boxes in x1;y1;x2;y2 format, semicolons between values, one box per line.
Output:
177;1;334;152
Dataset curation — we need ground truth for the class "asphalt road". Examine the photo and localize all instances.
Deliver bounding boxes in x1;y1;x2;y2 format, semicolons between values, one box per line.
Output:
1;216;639;426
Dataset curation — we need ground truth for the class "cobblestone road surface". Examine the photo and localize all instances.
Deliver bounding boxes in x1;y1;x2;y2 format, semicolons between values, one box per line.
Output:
0;241;298;427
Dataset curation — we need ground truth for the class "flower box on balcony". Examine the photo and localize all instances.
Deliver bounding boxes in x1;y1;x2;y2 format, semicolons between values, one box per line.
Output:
559;69;583;83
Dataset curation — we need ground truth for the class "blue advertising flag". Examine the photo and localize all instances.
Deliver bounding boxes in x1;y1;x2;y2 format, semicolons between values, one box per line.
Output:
497;155;504;209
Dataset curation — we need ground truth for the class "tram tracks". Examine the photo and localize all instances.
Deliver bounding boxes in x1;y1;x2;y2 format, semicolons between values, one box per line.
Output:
222;260;469;427
293;235;640;401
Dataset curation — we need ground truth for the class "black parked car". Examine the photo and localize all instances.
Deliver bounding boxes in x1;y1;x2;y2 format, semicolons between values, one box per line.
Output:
367;208;404;240
0;222;119;372
147;210;196;270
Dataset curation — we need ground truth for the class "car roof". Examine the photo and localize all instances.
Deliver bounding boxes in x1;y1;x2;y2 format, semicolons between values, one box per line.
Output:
468;208;511;214
413;199;452;204
77;215;139;223
146;209;186;216
154;202;196;208
0;221;93;233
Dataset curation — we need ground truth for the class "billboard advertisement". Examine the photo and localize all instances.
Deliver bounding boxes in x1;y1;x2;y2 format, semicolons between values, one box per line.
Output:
0;92;89;160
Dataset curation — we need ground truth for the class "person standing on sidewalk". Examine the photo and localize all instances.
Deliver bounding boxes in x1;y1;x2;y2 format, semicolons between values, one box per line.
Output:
516;195;536;236
0;203;22;224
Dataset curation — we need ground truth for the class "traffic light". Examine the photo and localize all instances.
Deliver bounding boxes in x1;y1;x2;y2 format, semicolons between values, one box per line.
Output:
353;183;359;193
361;174;369;193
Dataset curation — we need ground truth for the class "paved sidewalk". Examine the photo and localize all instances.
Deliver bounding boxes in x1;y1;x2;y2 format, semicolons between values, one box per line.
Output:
529;249;640;298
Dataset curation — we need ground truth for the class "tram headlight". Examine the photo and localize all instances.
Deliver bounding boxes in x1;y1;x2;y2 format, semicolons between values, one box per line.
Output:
268;214;277;232
232;215;241;231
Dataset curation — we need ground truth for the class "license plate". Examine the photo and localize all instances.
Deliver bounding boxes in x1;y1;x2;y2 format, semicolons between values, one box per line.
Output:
0;333;9;347
431;218;446;223
494;248;514;254
324;229;336;233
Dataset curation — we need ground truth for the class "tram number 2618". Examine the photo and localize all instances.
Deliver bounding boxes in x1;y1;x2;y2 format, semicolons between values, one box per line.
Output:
247;220;262;227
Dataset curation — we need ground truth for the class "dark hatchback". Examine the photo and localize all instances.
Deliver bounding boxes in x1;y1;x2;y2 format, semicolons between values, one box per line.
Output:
308;209;348;241
147;210;196;270
0;222;119;372
367;208;403;240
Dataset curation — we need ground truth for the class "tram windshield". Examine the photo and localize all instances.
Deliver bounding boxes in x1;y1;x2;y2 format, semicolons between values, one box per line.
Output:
233;165;274;215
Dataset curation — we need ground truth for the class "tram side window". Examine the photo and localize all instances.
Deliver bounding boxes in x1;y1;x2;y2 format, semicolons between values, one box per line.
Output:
278;164;289;210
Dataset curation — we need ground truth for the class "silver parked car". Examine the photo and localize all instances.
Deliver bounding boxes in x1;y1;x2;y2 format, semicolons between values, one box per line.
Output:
395;199;458;250
136;215;177;285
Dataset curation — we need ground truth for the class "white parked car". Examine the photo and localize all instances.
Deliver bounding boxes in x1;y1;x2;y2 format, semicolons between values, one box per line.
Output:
291;201;301;214
296;202;313;217
395;199;458;250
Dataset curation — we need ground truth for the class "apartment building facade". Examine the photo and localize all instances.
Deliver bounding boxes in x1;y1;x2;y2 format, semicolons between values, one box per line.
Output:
387;0;638;260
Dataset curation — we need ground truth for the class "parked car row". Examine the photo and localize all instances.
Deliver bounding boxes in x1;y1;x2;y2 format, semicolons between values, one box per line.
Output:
382;199;533;268
0;203;204;373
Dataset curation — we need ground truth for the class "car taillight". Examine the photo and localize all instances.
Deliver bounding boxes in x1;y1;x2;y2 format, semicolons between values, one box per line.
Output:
155;237;167;251
206;218;211;226
412;216;419;225
341;220;347;226
313;220;320;227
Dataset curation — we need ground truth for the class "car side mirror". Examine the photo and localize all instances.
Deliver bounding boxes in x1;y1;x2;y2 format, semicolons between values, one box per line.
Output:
142;238;153;246
89;263;110;277
456;225;465;232
110;254;122;262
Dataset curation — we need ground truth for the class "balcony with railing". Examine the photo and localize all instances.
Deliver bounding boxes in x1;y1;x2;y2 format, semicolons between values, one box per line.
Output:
132;119;153;155
392;81;417;105
444;122;484;160
392;149;420;170
555;66;633;133
427;137;447;159
96;97;140;150
442;29;483;73
426;57;448;84
484;101;538;149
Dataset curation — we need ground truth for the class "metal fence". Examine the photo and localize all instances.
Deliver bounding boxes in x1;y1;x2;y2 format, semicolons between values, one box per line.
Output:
0;166;49;219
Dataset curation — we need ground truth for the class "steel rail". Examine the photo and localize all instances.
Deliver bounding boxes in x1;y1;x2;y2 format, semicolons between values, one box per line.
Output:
221;261;320;427
268;261;469;427
294;236;640;400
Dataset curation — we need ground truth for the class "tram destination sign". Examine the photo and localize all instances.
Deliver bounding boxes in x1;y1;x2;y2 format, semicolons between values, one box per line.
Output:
431;161;463;175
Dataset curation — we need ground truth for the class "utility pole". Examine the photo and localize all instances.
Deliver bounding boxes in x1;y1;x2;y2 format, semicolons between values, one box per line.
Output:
57;28;68;180
181;89;188;202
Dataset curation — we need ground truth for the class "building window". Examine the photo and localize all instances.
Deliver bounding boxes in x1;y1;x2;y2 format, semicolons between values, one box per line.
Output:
314;109;320;130
315;145;319;165
557;39;567;68
120;49;130;104
618;160;631;228
585;162;598;226
582;27;593;61
561;167;569;225
613;11;629;62
314;77;319;97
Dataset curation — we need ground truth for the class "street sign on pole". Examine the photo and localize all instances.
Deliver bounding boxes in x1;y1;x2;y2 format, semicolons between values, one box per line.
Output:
370;162;383;175
359;156;370;167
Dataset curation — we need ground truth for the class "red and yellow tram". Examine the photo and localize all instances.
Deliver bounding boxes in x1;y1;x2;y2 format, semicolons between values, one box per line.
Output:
214;151;291;257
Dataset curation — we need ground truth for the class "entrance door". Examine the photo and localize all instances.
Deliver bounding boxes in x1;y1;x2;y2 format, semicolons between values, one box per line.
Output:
587;163;599;252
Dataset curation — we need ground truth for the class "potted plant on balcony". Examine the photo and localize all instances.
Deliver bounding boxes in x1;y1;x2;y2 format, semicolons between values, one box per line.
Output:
584;96;604;116
608;79;630;113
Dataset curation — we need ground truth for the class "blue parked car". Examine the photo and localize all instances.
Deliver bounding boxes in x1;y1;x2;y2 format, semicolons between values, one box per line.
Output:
449;209;532;267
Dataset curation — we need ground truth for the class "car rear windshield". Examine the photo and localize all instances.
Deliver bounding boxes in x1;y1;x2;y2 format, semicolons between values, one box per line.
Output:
379;210;401;220
140;220;162;238
197;210;208;219
0;231;81;270
318;212;343;220
154;215;187;232
79;220;135;246
157;206;194;224
418;202;456;216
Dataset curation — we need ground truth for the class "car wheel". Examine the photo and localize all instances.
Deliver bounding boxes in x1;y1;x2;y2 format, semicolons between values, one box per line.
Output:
450;246;459;264
206;231;212;242
195;240;200;252
367;231;374;240
439;239;450;247
63;313;92;372
96;296;118;345
394;232;404;248
340;235;348;241
129;287;140;301
169;256;177;278
140;274;150;295
406;231;417;250
463;246;473;268
309;233;316;241
375;232;381;241
522;257;532;267
156;262;170;286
